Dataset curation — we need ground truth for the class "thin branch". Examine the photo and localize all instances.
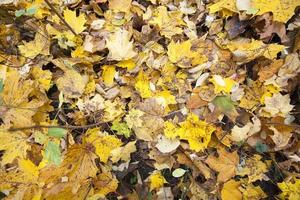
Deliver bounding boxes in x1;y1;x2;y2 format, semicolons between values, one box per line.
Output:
44;0;77;35
8;121;105;132
265;122;300;128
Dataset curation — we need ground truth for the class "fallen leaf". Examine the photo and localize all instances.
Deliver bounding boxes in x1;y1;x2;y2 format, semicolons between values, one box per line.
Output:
278;178;300;200
149;171;166;191
262;93;294;117
269;126;292;150
205;148;239;182
110;141;136;163
237;154;268;183
221;180;242;200
172;168;186;178
18;30;50;59
93;172;119;197
102;65;116;86
44;141;62;166
155;135;180;154
83;128;122;163
56;70;86;98
63;9;86;34
106;28;137;61
0;130;30;165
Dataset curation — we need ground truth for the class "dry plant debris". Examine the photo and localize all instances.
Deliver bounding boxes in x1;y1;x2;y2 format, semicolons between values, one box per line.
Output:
0;0;300;199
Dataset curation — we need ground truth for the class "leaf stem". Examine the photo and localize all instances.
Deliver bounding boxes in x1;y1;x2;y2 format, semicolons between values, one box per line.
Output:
44;0;77;35
8;121;105;132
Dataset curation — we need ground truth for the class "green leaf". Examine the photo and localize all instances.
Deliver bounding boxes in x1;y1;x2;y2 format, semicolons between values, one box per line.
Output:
0;79;3;93
172;168;186;178
25;6;37;16
34;131;48;145
255;142;268;153
45;141;61;166
15;9;26;17
212;96;235;112
111;121;131;138
48;128;66;138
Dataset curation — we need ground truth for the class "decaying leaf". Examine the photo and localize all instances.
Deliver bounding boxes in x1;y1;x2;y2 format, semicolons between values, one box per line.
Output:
56;70;86;98
237;154;268;183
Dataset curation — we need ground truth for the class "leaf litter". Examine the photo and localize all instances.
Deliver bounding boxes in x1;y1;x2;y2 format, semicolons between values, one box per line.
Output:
0;0;300;199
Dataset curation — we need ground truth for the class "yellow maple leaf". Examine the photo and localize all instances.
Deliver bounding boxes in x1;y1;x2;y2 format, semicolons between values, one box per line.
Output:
56;69;86;98
103;98;125;122
106;28;137;61
25;0;51;19
178;114;215;152
251;0;299;23
221;180;242;200
209;0;298;23
0;130;30;165
110;141;136;163
19;159;39;179
148;6;184;38
205;148;239;182
125;109;144;129
71;45;88;58
135;70;152;98
46;24;79;49
210;75;237;94
278;178;300;200
31;66;52;91
18;30;50;59
39;144;98;193
167;40;192;63
237;154;268;183
163;121;178;140
83;128;122;163
109;0;132;13
117;59;136;70
226;39;284;64
149;171;166;191
240;182;267;200
209;0;236;14
164;113;215;152
154;90;177;108
93;172;119;197
63;9;86;34
102;65;116;86
0;70;44;127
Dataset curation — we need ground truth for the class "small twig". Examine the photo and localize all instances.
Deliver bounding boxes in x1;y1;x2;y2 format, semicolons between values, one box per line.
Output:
265;122;300;128
44;0;77;35
8;121;105;132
